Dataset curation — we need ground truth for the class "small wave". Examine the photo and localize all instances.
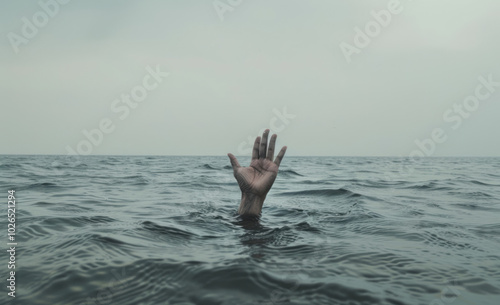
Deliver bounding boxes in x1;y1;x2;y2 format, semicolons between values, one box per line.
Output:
99;157;121;164
292;221;322;233
39;216;117;230
112;175;150;185
472;223;500;238
470;180;500;186
293;179;333;185
240;225;297;247
33;201;92;213
200;164;219;170
275;188;361;198
449;191;494;198
21;182;65;192
403;181;455;191
279;169;303;177
139;221;196;243
0;163;20;169
451;203;500;212
30;182;58;188
94;235;128;246
355;170;379;174
20;223;51;239
421;231;480;251
77;216;117;224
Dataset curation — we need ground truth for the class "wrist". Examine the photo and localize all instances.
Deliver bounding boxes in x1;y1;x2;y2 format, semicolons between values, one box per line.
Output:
238;192;266;217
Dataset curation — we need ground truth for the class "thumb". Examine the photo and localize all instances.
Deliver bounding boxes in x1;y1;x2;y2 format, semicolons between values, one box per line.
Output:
227;153;240;170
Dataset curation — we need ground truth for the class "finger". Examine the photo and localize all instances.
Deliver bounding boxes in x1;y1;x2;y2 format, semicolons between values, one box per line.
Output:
252;136;261;160
227;153;240;170
259;129;270;159
274;146;287;167
267;134;277;161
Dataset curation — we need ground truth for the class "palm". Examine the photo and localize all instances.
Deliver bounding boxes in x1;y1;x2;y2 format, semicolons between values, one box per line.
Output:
234;159;279;196
228;129;287;198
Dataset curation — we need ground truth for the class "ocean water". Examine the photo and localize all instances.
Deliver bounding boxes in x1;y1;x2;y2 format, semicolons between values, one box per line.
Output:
0;155;499;305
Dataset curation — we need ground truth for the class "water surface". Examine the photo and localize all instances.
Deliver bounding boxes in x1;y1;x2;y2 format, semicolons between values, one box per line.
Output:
1;155;499;304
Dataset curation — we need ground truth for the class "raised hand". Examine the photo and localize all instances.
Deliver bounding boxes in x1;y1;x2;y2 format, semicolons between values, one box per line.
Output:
227;129;287;218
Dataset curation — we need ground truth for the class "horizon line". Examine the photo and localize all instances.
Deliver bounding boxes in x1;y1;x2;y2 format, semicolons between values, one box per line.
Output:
1;154;499;158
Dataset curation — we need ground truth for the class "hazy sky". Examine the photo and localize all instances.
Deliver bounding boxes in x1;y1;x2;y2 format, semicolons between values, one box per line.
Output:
1;0;499;156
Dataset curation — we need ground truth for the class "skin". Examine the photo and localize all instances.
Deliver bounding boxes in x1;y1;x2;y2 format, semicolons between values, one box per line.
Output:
227;129;287;218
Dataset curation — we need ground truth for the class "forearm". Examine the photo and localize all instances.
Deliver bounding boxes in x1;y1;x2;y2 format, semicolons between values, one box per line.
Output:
238;193;266;217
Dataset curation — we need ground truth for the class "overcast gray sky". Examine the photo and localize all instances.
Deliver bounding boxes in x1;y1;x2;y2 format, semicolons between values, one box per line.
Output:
1;0;499;156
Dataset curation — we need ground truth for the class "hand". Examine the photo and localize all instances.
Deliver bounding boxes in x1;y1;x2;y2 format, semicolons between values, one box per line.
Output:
227;129;287;217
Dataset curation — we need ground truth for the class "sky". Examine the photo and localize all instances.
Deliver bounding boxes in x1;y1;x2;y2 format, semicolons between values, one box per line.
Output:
1;0;499;157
